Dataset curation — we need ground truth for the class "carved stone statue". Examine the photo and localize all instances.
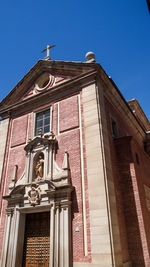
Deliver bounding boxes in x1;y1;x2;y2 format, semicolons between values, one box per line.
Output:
28;185;41;206
35;155;44;178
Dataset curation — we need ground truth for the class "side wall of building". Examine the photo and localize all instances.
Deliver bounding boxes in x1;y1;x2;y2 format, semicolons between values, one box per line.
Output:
104;95;150;266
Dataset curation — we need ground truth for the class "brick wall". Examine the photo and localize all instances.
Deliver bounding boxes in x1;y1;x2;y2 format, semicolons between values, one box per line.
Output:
11;115;28;147
104;96;150;266
0;94;91;263
59;95;79;133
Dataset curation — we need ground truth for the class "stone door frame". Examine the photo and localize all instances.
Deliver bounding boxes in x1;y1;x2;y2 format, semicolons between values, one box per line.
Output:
1;197;72;267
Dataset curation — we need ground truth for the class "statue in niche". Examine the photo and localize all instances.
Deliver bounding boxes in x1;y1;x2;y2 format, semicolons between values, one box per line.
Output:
35;153;44;179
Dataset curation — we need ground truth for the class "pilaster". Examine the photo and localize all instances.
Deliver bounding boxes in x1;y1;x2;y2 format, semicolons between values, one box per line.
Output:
0;208;14;267
82;82;122;266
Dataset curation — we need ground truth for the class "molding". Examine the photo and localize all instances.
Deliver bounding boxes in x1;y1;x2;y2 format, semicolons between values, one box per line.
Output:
78;94;88;256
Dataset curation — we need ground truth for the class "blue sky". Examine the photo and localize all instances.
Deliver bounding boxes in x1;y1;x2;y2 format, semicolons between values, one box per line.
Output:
0;0;150;119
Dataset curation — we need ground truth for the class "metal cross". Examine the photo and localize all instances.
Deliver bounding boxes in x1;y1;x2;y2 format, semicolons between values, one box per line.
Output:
42;44;56;59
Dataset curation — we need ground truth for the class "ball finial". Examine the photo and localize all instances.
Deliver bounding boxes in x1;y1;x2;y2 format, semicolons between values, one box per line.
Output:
85;51;95;62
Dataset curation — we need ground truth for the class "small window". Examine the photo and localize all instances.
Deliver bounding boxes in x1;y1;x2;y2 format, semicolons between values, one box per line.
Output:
111;118;118;138
35;109;50;136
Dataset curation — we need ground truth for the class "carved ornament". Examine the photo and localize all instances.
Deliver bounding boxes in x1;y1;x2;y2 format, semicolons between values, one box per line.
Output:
28;184;41;206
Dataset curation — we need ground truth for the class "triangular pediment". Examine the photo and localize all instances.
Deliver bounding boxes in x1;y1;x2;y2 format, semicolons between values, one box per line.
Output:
22;72;71;101
0;59;97;112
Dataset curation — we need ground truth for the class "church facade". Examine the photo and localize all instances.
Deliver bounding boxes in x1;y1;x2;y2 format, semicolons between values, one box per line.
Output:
0;52;150;267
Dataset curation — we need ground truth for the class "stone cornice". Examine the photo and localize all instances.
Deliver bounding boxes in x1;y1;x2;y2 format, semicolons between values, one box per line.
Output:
100;76;146;143
96;66;148;138
128;99;150;131
24;134;57;152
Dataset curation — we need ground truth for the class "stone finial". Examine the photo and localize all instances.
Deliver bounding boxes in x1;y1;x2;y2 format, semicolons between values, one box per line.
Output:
62;151;70;170
9;165;18;191
85;51;95;63
38;128;43;137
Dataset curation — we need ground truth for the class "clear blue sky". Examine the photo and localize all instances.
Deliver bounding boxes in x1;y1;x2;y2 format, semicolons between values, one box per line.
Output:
0;0;150;119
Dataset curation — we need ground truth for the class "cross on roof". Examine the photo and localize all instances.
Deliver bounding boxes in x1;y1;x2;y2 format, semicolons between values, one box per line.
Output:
42;44;56;60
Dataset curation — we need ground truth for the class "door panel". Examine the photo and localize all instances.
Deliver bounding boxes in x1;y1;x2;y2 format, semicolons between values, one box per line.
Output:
22;212;50;267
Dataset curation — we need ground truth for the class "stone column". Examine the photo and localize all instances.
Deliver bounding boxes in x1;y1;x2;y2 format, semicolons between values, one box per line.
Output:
11;206;21;267
50;203;55;267
59;201;72;267
54;205;60;267
0;208;14;267
3;205;22;267
6;207;17;267
15;212;25;267
49;200;72;267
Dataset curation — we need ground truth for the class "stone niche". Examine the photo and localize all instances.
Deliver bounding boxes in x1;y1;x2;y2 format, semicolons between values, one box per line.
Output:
1;132;73;267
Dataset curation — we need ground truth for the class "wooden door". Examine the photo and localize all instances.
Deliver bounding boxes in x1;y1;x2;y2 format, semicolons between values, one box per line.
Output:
22;212;50;267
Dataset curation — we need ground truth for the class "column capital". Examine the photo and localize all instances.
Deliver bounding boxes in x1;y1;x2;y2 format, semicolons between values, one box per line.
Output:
6;207;14;216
